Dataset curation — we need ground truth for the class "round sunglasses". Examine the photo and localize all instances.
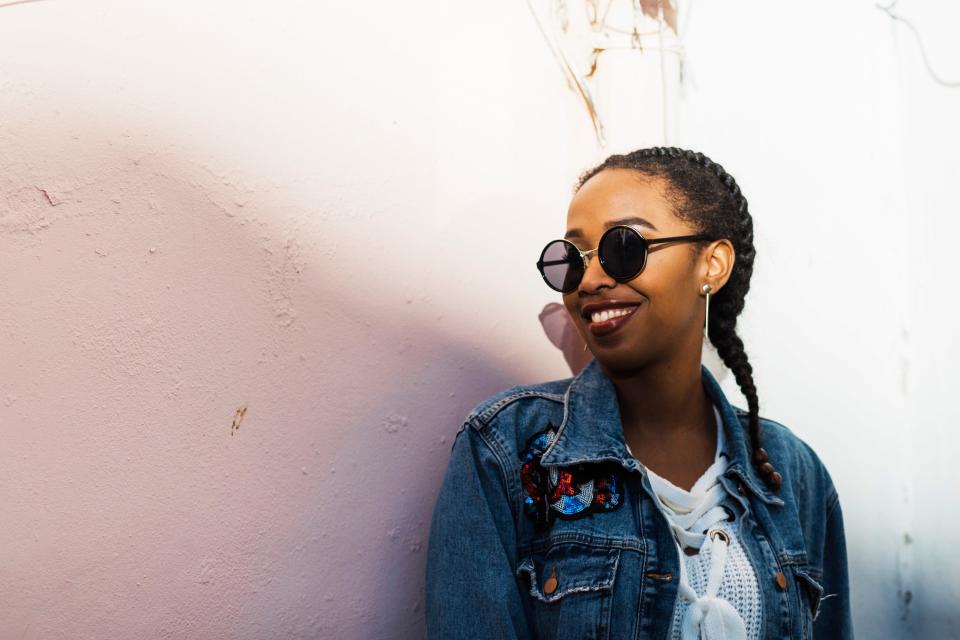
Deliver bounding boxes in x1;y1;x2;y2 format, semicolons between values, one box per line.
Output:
536;225;716;293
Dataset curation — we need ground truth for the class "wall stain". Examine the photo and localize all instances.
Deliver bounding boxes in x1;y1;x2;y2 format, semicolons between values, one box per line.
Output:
897;530;914;622
231;405;247;436
36;186;62;207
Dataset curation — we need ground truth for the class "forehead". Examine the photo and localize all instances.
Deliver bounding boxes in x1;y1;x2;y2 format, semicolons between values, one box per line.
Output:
566;169;682;237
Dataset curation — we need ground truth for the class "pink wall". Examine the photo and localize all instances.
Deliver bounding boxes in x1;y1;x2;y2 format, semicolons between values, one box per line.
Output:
0;2;587;638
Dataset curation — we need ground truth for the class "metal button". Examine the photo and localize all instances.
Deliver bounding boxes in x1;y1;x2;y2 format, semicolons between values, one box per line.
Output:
646;571;673;583
775;571;788;591
543;566;558;595
736;480;747;495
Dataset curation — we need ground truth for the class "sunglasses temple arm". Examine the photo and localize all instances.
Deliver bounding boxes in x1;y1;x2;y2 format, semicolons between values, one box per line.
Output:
645;234;715;245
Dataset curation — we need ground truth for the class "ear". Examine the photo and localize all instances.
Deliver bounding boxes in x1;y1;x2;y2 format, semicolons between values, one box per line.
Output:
699;239;735;292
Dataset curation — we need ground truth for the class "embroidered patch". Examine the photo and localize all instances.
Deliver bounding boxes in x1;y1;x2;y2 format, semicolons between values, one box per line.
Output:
518;425;623;529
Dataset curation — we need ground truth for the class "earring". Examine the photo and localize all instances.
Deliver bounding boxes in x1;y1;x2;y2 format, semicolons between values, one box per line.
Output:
583;342;588;352
701;283;712;337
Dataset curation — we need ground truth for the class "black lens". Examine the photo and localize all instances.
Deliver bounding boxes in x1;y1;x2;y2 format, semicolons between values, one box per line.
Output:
537;240;583;292
599;226;647;280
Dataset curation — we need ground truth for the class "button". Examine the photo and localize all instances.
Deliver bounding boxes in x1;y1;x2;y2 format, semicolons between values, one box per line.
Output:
770;471;783;491
775;571;788;591
736;480;747;495
646;571;673;583
754;447;769;463
759;462;774;475
543;566;558;594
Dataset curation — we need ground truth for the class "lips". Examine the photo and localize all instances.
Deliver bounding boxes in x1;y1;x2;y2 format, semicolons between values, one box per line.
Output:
581;301;642;336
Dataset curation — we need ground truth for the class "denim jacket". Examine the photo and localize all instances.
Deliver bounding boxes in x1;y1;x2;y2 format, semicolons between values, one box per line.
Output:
425;359;853;639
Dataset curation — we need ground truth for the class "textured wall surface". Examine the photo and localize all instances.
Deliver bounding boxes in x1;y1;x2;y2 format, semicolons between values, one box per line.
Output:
0;3;591;638
1;1;958;639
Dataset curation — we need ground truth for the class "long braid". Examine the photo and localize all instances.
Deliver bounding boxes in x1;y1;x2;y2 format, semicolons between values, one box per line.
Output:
574;147;781;491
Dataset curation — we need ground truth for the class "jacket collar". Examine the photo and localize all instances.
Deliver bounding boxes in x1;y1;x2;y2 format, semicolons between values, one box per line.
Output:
539;358;782;505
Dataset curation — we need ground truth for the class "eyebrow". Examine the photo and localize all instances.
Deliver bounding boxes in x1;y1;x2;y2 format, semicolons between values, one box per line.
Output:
564;216;658;240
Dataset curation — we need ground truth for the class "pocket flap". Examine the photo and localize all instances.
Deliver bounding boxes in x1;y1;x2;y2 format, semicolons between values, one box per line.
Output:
517;542;620;603
793;567;825;620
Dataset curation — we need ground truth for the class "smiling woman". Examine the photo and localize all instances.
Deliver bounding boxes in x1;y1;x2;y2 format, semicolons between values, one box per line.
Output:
425;147;853;640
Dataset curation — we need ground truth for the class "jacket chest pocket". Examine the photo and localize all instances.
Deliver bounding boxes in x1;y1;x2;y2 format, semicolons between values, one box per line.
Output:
516;542;620;640
791;565;825;639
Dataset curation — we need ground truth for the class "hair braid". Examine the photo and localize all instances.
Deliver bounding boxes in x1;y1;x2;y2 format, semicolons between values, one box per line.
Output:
574;146;781;491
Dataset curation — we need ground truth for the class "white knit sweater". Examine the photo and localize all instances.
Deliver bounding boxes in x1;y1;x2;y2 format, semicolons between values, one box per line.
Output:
627;405;762;640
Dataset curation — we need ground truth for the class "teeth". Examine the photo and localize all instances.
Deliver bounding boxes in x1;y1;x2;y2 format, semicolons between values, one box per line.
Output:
590;306;636;323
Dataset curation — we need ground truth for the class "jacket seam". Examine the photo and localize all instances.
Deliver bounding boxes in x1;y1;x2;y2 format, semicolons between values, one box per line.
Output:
519;533;646;555
825;488;840;519
474;424;522;541
470;389;566;427
777;551;811;566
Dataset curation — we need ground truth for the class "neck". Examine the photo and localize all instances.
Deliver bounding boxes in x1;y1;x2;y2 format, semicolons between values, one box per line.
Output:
603;355;710;438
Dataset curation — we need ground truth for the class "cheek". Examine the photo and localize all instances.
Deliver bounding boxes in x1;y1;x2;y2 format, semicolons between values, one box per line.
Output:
625;274;693;322
630;254;695;297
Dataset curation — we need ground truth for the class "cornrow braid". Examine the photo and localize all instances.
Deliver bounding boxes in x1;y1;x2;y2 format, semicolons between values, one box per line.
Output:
573;146;781;492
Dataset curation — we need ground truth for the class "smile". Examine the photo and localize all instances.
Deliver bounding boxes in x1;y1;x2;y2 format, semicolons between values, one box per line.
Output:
586;303;641;336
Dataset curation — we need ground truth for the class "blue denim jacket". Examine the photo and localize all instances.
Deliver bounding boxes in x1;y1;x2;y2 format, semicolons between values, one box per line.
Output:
425;359;853;639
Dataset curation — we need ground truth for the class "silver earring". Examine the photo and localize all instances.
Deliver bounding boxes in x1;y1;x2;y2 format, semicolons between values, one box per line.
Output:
701;283;712;337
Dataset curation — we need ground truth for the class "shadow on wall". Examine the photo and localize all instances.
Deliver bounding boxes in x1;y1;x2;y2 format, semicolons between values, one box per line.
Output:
0;111;564;639
539;302;593;375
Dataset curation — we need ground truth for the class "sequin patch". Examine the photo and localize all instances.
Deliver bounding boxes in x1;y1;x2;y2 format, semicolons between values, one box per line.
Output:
518;425;623;529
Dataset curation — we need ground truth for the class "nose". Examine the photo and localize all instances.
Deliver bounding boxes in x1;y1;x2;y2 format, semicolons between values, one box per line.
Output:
578;250;615;293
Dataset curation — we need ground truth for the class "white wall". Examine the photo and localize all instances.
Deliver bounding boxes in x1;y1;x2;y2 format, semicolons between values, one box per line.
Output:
0;1;957;638
892;3;960;636
679;2;960;638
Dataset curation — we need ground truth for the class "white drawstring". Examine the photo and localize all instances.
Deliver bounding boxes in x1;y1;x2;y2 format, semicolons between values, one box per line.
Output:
675;525;746;640
637;407;747;640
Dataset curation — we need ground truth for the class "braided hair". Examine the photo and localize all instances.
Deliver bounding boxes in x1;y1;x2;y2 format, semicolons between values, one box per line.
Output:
573;147;781;492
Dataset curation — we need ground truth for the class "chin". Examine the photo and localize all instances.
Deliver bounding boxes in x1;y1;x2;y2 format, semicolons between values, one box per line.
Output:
592;344;652;375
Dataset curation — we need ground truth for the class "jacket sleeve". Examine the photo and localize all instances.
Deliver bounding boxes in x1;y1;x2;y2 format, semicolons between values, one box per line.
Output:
813;491;854;639
425;424;532;640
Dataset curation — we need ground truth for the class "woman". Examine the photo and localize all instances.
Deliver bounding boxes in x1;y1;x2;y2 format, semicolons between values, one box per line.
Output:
425;147;852;639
